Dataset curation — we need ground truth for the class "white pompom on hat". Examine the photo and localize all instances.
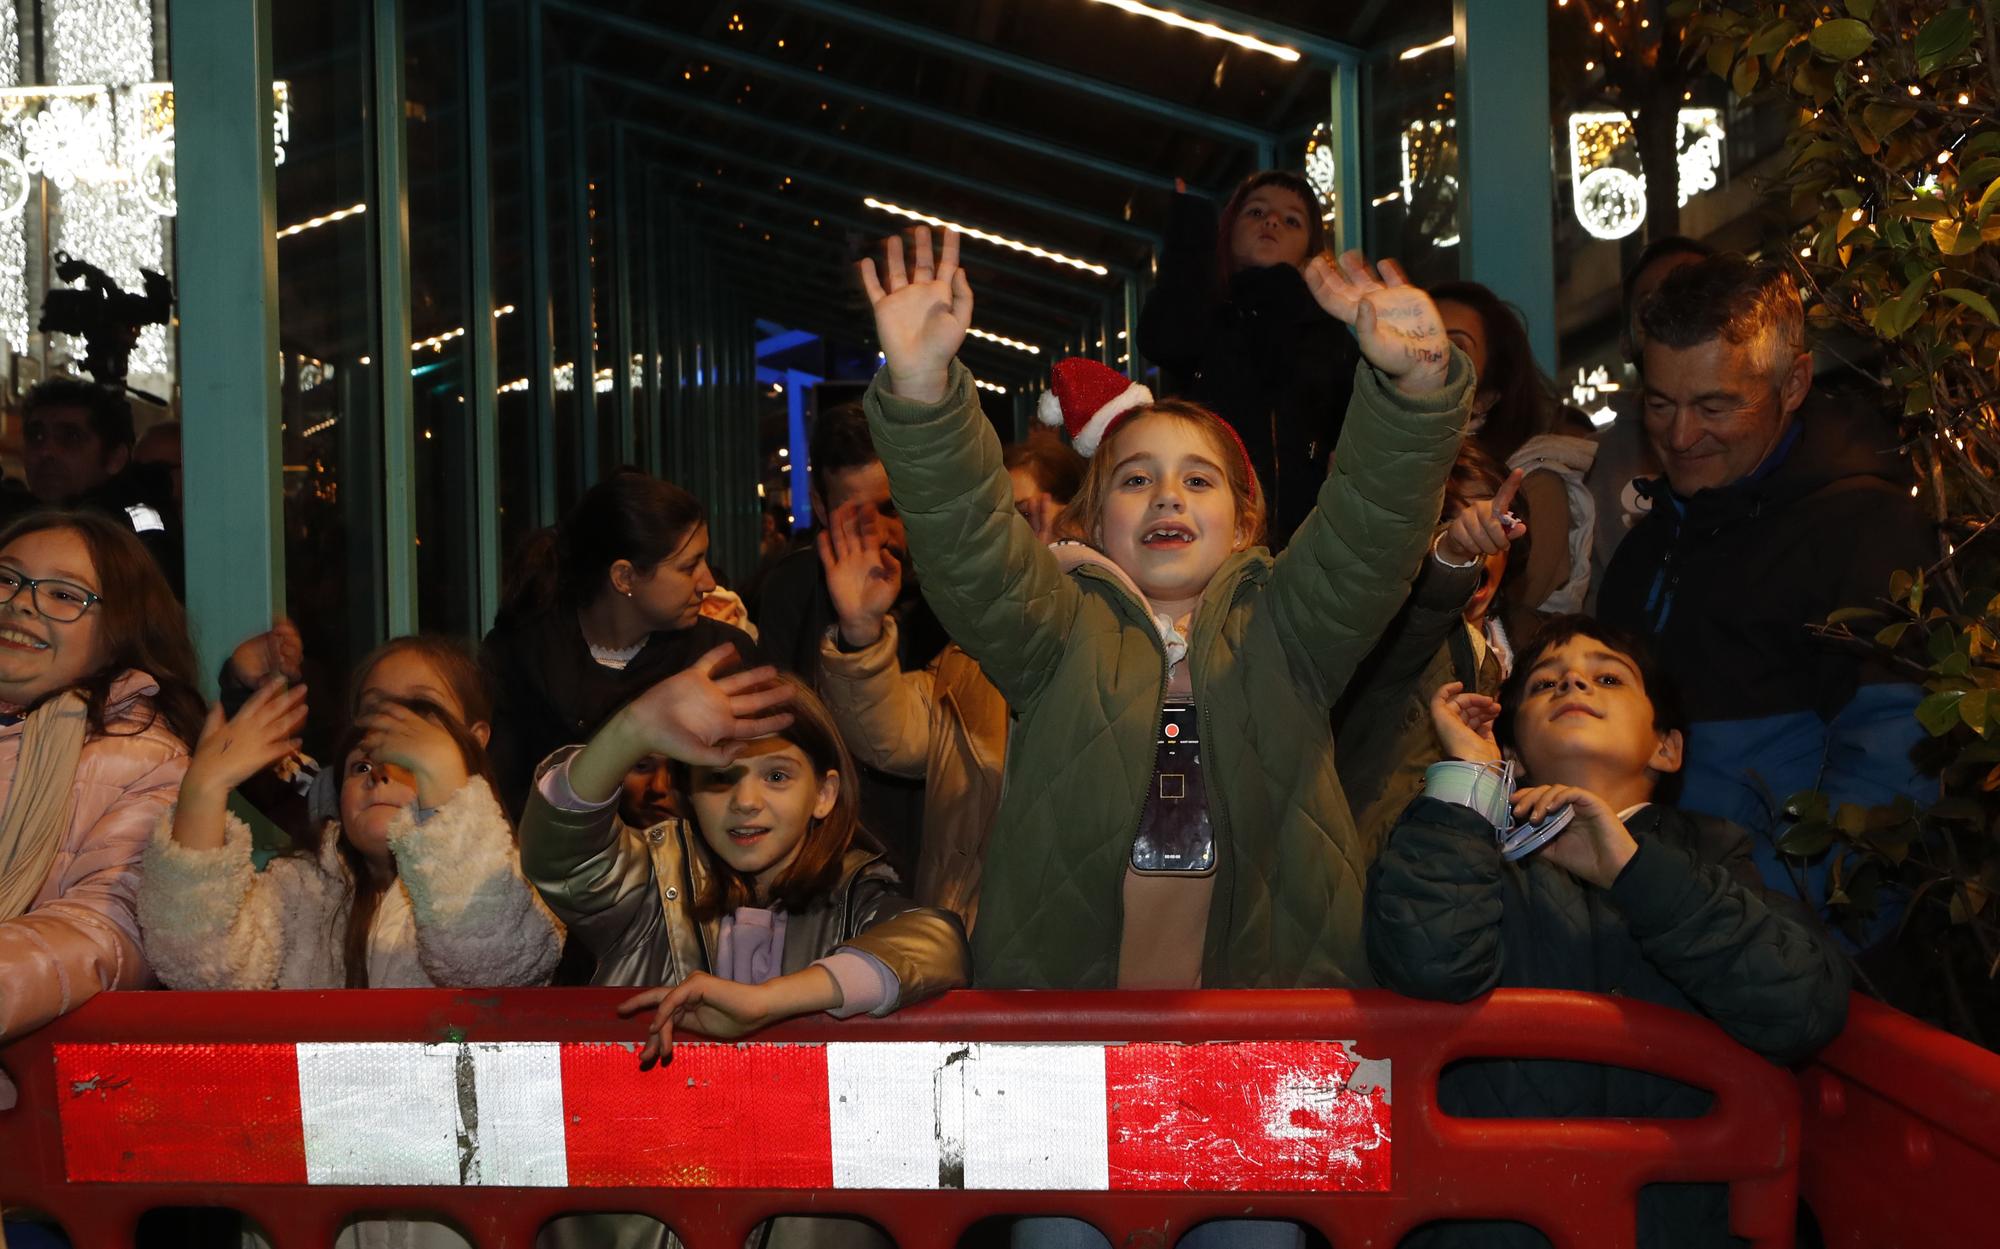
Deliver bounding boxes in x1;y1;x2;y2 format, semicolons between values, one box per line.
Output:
1036;357;1155;457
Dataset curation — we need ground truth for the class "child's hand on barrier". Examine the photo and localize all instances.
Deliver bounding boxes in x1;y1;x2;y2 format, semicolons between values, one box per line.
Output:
1513;785;1638;889
1438;468;1529;566
1304;251;1452;397
618;969;841;1068
1429;681;1503;765
617;646;795;767
355;701;469;810
858;225;973;405
226;616;304;690
817;500;903;648
183;677;309;798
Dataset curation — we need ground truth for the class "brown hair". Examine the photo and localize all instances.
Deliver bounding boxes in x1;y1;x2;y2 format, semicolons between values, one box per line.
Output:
0;510;205;748
322;697;502;988
1215;170;1326;288
1430;281;1550;464
1003;435;1087;505
346;634;493;731
1056;401;1268;551
1638;254;1805;380
688;677;861;920
1443;440;1509;523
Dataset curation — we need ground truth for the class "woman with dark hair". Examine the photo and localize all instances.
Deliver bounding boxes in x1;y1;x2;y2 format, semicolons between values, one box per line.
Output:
480;471;758;816
1432;281;1598;636
1137;170;1362;547
0;511;203;1048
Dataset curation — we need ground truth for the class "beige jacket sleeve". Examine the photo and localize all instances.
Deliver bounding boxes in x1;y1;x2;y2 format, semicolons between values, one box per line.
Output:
816;616;936;779
391;777;565;987
137;807;346;990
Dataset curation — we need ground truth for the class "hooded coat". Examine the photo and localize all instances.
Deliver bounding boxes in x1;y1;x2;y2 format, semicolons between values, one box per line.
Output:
1597;393;1936;926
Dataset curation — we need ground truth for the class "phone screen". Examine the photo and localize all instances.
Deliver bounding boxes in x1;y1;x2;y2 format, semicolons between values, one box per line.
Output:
1130;699;1215;874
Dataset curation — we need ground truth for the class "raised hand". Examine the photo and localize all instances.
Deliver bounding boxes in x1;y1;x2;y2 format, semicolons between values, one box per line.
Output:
1304;251;1452;397
172;678;309;850
1429;681;1503;764
184;678;309;797
816;500;903;648
226;617;304;690
857;226;973;405
355;700;470;809
616;646;795;767
1512;784;1639;888
1438;468;1529;565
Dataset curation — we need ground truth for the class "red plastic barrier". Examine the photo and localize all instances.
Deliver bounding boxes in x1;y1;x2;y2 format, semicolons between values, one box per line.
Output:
1797;993;2000;1247
1;988;1799;1249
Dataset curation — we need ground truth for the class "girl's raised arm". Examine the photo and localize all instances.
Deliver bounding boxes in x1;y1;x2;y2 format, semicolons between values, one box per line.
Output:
859;228;1079;708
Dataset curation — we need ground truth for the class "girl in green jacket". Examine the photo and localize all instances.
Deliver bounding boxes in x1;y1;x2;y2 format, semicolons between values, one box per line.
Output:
858;228;1474;994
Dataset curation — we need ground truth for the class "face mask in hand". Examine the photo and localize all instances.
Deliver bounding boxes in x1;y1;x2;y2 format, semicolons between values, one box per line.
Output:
1423;758;1574;861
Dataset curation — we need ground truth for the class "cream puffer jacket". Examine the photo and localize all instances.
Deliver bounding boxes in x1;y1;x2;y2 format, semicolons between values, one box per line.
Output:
138;777;562;990
0;671;188;1045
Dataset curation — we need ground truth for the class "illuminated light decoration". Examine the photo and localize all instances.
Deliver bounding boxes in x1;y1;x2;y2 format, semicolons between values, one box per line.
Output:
1303;122;1337;227
1569;365;1624;426
277;203;368;240
1370;191;1401;207
863;198;1108;276
974;378;1009;395
1566;109;1726;241
498;377;531;394
1085;0;1299;61
1400;35;1455;60
300;416;339;438
966;327;1041;355
1397;117;1460;244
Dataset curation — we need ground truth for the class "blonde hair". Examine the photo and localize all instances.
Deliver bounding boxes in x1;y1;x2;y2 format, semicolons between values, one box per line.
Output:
1055;401;1268;549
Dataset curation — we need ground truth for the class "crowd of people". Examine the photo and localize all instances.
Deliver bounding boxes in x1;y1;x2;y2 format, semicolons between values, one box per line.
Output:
0;168;1940;1249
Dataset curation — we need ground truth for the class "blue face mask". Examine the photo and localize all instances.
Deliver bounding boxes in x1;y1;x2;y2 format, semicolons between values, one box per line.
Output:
1423;758;1574;861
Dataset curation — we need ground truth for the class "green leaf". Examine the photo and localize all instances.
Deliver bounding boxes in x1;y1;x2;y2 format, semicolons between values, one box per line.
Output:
1844;0;1875;17
1961;688;1992;735
1934;218;1985;256
1916;7;1978;76
1891;569;1915;601
1863;104;1918;141
1917;688;1967;736
1959;157;2000;189
1732;53;1762;96
1942;287;2000;325
1784;791;1830;824
1810;17;1874;60
1876;620;1914;648
1779;820;1835;857
1747;20;1798;57
1978;177;2000;224
1960;133;2000;162
1827;605;1882;625
1706;39;1738;81
1834;802;1872;835
1929;622;1959;662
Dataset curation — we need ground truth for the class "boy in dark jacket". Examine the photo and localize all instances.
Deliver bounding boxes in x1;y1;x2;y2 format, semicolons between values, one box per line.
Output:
1365;615;1849;1249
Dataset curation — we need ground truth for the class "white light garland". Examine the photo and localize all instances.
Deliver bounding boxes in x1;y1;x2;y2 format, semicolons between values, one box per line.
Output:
0;4;23;356
966;326;1041;355
974;378;1009;395
1085;0;1299;61
863;197;1109;276
47;0;153;85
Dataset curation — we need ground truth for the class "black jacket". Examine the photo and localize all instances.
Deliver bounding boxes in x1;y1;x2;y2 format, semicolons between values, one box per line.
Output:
1597;393;1933;725
479;605;759;819
1367;797;1851;1249
1138;192;1360;547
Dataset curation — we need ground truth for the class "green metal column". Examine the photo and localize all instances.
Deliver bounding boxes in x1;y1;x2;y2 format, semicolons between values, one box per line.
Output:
171;0;284;688
568;70;598;490
373;0;418;635
1330;60;1366;255
464;0;502;632
1455;0;1558;371
523;0;558;523
610;124;637;466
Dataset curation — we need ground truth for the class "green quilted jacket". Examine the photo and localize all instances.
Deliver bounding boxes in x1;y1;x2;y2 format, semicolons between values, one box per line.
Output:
864;352;1472;989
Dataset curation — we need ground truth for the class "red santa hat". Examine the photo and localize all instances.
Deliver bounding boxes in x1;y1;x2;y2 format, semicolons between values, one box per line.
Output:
1037;356;1257;497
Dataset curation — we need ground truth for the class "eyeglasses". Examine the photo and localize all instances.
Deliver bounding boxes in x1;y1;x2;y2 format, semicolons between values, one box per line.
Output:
0;567;103;622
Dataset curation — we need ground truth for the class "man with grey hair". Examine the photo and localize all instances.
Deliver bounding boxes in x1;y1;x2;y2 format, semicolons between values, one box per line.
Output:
1598;255;1934;940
